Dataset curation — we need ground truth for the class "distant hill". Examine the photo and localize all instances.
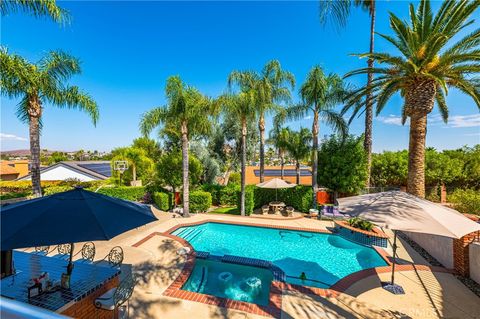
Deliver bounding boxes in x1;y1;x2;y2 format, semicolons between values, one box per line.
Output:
1;149;64;157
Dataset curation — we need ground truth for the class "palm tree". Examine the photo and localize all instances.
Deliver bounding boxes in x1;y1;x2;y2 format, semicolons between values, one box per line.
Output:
111;146;153;185
268;126;291;180
228;60;295;183
140;76;214;216
220;92;257;216
282;66;348;207
1;0;69;23
319;0;376;186
284;128;312;185
0;49;99;197
344;0;480;198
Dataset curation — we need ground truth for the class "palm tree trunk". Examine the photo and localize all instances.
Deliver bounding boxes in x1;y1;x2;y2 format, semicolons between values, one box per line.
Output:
280;150;285;180
295;160;300;185
28;96;42;197
407;113;427;198
181;121;190;217
240;118;247;216
364;1;376;188
311;111;319;208
259;114;265;183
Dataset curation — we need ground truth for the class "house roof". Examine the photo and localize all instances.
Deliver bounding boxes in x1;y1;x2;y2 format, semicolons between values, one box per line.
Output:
18;161;111;181
0;162;20;175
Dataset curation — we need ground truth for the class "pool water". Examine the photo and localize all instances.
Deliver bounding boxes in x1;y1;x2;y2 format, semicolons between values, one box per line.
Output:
173;222;387;288
182;259;273;306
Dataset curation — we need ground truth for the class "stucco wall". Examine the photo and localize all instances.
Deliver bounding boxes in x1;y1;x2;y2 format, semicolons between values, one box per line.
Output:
404;231;454;269
469;242;480;284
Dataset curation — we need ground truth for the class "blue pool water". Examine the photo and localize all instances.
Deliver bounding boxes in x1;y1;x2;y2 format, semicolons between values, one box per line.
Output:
173;222;387;288
183;259;273;305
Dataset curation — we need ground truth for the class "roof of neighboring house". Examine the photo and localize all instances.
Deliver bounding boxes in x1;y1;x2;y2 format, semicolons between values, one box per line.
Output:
18;161;111;181
0;162;20;176
245;165;312;185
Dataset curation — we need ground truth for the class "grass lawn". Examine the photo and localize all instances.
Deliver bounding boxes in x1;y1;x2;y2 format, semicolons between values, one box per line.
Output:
208;206;240;215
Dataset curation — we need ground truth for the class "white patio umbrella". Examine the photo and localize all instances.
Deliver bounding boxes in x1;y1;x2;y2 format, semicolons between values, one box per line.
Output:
256;178;296;201
337;191;480;294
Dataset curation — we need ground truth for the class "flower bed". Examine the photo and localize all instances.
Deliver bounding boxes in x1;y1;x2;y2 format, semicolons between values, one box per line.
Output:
334;220;389;247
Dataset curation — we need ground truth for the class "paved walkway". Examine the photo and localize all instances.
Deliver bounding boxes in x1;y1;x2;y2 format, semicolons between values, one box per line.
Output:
39;208;480;319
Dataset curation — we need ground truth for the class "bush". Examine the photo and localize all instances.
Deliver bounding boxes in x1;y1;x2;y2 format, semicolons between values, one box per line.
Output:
220;184;240;206
237;186;254;216
153;192;170;211
201;184;223;205
189;191;212;213
448;189;480;215
348;217;374;231
228;172;241;185
253;185;312;213
96;186;146;201
43;186;74;196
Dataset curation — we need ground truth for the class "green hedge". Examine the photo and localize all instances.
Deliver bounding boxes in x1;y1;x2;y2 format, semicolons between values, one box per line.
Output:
96;186;146;201
448;189;480;215
201;184;239;206
189;191;212;213
201;184;223;205
236;185;313;214
153;192;170;211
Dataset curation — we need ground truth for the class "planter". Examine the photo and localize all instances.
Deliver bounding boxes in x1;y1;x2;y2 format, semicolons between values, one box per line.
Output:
334;220;389;248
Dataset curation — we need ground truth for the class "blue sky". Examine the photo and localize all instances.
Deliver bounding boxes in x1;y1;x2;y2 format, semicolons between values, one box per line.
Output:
1;1;479;153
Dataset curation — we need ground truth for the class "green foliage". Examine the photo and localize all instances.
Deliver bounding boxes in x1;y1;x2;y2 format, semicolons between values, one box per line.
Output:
371;151;408;187
45;151;68;165
318;135;367;194
43;185;73;196
425;148;464;186
228;172;241;185
132;137;161;159
111;146;154;184
153;192;170;211
208;207;240;215
190;141;222;184
347;217;374;232
155;151;203;191
0;0;70;24
237;186;255;216
96;186;146;202
201;184;223;205
448;189;480;215
236;185;312;214
220;184;240;206
189;191;212;213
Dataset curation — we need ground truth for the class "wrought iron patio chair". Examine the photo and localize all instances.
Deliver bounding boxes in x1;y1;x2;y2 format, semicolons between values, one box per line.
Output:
94;273;136;319
286;206;294;217
33;246;51;255
261;205;269;215
55;243;72;260
73;242;96;263
96;246;124;268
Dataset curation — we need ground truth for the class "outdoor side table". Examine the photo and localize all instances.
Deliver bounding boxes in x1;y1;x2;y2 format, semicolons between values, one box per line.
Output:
269;201;286;214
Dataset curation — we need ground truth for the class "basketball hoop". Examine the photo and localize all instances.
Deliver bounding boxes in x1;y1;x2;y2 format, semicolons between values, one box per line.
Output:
114;160;128;173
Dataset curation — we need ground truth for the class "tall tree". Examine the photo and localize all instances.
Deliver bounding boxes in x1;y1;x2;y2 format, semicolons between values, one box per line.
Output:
268;126;291;180
0;49;99;196
111;146;153;185
0;0;69;23
343;0;480;198
228;60;295;183
284;128;312;184
140;76;215;216
319;0;376;187
282;66;348;208
220;92;257;216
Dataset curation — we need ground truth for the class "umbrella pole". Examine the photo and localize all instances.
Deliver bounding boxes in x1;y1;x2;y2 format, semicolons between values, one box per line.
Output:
67;243;75;275
382;230;404;294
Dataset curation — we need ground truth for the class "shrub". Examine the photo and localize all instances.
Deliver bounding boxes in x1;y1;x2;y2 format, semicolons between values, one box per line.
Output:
153;192;170;211
201;184;223;205
220;184;240;206
448;189;480;215
96;186;146;201
252;185;312;213
347;217;374;232
43;186;74;196
228;172;241;185
189;191;212;213
236;186;254;216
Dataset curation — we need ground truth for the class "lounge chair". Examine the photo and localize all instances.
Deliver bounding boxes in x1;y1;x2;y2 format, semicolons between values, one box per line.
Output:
261;205;270;215
286;206;294;217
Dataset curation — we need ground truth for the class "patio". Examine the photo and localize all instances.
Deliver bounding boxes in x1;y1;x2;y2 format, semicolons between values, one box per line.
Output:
45;210;479;319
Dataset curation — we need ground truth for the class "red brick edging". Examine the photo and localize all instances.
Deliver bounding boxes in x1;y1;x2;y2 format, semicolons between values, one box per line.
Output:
132;219;454;318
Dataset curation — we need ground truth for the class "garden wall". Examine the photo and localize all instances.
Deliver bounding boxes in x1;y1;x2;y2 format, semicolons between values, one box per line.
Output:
404;232;454;269
469;242;480;285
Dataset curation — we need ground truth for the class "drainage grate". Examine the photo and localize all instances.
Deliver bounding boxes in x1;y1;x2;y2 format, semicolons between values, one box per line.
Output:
195;251;210;259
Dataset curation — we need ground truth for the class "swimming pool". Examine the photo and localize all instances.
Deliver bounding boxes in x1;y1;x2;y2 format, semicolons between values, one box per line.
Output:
182;259;273;306
172;222;387;288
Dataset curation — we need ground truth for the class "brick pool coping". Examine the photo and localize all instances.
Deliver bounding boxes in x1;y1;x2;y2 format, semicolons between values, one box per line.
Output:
132;219;453;318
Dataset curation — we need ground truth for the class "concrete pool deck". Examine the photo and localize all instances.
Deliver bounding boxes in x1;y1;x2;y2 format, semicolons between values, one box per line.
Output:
38;208;480;318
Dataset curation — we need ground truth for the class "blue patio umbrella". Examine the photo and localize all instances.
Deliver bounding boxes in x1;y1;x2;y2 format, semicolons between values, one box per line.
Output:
1;187;157;275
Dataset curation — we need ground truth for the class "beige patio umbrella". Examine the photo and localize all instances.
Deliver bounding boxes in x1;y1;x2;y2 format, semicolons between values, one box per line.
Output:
256;178;296;201
337;191;480;294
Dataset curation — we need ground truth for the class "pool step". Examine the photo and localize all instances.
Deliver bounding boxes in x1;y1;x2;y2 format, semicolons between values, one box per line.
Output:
195;251;210;259
179;228;196;240
187;229;204;242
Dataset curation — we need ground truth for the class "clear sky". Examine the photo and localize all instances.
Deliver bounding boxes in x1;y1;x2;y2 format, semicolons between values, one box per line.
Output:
1;1;479;153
